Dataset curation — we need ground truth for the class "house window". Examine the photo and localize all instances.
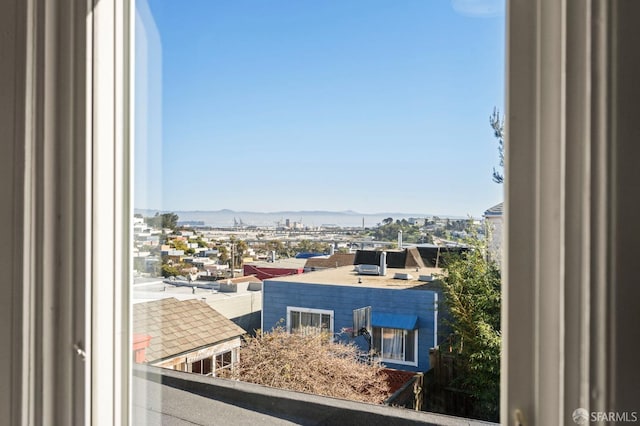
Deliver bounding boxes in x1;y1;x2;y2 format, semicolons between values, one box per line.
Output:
191;358;212;376
215;351;233;372
352;306;372;337
372;327;417;365
287;307;334;335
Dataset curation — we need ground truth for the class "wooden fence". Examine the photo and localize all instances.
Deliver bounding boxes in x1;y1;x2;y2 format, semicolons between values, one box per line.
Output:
383;370;424;410
422;347;475;418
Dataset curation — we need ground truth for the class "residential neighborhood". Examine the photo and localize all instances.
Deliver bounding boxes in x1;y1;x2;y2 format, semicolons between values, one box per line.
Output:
10;0;639;423
132;208;501;421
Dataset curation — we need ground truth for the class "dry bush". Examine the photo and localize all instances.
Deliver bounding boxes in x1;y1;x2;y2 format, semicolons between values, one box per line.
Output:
220;327;391;404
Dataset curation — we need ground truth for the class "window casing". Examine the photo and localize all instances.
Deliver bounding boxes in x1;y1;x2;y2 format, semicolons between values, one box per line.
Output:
190;358;212;375
286;307;334;335
372;327;417;366
352;306;372;337
185;349;236;377
6;0;637;424
215;350;233;372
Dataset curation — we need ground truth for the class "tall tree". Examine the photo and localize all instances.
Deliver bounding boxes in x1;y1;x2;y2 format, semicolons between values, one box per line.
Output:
234;239;248;267
161;212;179;229
217;245;229;264
490;108;505;184
440;236;501;421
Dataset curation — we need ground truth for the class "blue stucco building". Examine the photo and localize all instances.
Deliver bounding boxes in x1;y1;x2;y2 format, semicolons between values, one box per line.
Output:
262;264;443;373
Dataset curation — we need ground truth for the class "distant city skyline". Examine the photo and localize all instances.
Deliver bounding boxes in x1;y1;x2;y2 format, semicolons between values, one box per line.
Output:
134;0;505;218
134;207;474;229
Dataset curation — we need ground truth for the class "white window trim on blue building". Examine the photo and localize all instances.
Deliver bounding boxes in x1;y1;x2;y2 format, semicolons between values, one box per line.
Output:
286;306;334;335
372;327;418;367
352;306;372;337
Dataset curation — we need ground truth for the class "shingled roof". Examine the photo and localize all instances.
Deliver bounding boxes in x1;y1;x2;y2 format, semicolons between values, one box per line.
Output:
304;253;355;270
222;274;262;284
484;202;504;216
133;298;246;363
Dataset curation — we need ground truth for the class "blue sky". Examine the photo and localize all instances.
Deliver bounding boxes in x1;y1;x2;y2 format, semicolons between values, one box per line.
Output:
135;0;505;217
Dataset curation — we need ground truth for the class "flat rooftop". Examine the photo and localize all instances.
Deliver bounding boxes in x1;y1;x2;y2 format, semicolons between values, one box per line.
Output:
247;258;308;269
132;281;260;305
266;265;443;290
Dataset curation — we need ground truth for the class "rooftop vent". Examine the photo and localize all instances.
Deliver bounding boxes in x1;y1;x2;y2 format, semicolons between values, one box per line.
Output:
380;251;387;276
393;273;414;280
355;264;380;275
419;274;434;282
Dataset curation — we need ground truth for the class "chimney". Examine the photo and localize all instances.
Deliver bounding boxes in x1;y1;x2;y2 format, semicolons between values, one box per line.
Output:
271;250;276;262
380;251;387;276
329;244;335;256
398;230;403;250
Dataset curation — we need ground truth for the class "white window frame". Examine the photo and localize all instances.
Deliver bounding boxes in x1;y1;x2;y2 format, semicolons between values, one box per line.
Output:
189;357;213;376
372;327;418;367
503;1;640;424
213;349;235;376
352;306;372;337
2;0;133;424
4;0;639;424
286;306;334;335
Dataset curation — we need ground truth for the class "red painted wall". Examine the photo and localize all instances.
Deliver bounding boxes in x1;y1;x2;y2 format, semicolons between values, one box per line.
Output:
133;334;152;363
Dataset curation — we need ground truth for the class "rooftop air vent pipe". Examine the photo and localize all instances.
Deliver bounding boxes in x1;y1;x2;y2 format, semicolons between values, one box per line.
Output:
398;230;403;250
380;251;387;276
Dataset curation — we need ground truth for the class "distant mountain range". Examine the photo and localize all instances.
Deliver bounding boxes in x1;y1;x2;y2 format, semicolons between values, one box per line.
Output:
134;208;466;228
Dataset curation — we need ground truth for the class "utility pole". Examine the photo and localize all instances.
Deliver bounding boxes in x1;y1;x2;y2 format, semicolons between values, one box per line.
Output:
230;243;235;278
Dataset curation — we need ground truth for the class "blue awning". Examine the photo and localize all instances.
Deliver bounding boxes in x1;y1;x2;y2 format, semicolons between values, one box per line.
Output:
371;312;418;330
